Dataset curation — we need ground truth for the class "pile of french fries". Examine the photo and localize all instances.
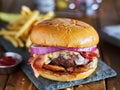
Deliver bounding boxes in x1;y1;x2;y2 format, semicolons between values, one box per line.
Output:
0;6;55;48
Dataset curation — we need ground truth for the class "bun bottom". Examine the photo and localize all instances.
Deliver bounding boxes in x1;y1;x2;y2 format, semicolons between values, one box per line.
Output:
38;58;98;81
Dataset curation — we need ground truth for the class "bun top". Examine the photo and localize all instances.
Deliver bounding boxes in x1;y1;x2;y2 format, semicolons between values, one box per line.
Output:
30;18;99;48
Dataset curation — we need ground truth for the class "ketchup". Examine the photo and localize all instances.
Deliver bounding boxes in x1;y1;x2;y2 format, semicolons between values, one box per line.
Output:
0;56;17;66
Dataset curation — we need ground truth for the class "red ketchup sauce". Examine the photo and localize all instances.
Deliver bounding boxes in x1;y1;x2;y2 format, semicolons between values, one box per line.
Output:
0;56;17;66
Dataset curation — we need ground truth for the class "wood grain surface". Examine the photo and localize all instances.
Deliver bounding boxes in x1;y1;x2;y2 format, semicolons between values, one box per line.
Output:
0;0;120;90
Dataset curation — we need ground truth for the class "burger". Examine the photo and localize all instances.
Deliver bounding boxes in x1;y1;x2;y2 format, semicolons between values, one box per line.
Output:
28;18;99;81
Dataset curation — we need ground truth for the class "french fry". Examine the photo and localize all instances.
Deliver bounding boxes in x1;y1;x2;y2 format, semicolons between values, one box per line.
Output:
3;35;18;47
21;6;32;17
41;11;55;20
0;6;55;48
7;18;27;31
0;29;17;35
25;36;32;48
34;11;55;25
15;38;24;47
15;10;39;38
0;12;22;23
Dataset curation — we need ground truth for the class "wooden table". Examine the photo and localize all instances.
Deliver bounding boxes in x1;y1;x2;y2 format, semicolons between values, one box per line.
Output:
0;0;120;90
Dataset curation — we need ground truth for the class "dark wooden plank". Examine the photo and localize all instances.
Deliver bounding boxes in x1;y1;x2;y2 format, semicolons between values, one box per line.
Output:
100;42;120;90
115;0;120;18
99;0;120;26
0;75;9;90
0;37;8;90
0;0;35;13
75;80;105;90
1;0;116;90
99;0;120;89
0;0;14;12
5;70;37;90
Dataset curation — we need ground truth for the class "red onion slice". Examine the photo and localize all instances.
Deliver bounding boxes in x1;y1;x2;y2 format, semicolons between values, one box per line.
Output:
65;46;97;52
30;45;97;55
30;45;61;55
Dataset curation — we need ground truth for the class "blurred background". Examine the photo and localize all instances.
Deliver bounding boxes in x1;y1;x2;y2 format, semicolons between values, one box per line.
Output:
0;1;120;90
0;0;120;26
0;0;102;16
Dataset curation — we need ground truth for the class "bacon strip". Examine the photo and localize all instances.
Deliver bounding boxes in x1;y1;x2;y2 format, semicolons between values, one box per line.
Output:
74;65;89;73
29;54;45;77
28;52;91;77
29;55;39;77
28;57;33;64
33;55;45;70
43;64;65;72
66;65;89;73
